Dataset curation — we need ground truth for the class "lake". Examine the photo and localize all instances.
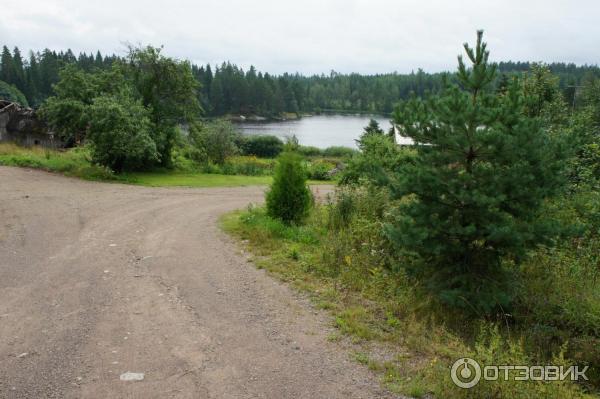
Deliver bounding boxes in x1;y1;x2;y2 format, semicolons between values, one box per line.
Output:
235;114;411;149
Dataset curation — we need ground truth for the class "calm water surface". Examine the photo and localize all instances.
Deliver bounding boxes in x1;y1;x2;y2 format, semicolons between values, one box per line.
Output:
235;114;411;149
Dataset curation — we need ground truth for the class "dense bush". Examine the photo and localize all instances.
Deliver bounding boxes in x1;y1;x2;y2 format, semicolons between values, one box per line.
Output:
39;65;123;145
306;158;336;180
188;119;241;164
297;145;323;157
341;133;415;185
87;93;158;172
266;152;312;224
568;107;600;190
323;146;357;158
240;135;284;157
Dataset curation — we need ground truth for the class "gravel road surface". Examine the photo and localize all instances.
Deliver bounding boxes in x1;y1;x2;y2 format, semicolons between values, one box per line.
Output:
0;167;397;398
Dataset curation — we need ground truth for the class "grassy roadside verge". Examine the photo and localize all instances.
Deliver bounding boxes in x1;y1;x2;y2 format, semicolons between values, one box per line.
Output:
219;206;441;397
119;172;272;187
221;204;597;399
120;172;327;188
0;144;328;188
0;143;116;181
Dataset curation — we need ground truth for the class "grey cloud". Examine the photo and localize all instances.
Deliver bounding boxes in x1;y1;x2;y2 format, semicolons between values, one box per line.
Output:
1;0;598;74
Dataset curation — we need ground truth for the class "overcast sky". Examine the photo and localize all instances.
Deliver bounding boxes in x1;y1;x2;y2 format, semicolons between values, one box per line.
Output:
1;0;597;75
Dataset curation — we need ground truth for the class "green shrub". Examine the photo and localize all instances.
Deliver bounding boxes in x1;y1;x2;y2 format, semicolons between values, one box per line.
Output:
266;152;312;224
340;132;415;186
572;142;600;189
298;145;323;157
307;159;336;180
200;162;223;174
170;145;200;172
241;135;284;157
87;93;158;172
323;146;356;158
189;119;240;164
283;135;300;152
39;65;122;145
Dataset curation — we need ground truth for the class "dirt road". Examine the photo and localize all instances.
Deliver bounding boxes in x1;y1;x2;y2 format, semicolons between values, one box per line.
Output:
0;167;395;398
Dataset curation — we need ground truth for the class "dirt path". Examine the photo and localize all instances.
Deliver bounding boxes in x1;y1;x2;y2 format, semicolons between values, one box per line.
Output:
0;167;396;399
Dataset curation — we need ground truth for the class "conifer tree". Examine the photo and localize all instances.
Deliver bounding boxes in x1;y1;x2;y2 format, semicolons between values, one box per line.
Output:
210;73;225;115
0;46;15;84
12;47;25;93
356;118;387;149
94;51;103;69
266;152;312;225
363;119;384;136
25;52;40;105
388;31;566;314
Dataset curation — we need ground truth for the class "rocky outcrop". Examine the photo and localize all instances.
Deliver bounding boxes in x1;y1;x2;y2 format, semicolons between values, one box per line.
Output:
0;101;62;148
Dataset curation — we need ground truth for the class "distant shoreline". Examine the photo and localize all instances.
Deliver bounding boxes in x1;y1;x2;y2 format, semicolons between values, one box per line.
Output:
222;110;392;124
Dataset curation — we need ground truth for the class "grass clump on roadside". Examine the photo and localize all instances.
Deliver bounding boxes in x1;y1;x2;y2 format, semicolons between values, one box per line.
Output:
0;143;115;180
221;188;597;398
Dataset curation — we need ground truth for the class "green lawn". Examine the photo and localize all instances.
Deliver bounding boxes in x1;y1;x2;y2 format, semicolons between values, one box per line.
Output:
120;172;329;188
120;172;273;187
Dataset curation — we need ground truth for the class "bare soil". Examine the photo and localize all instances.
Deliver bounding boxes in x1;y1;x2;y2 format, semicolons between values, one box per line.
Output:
0;167;398;398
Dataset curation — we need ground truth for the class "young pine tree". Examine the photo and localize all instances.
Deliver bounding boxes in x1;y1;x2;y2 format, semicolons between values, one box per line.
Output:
266;152;312;225
388;31;566;314
356;118;385;148
363;118;384;136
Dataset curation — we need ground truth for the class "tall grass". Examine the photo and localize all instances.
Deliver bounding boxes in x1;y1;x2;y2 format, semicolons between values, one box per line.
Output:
0;143;115;180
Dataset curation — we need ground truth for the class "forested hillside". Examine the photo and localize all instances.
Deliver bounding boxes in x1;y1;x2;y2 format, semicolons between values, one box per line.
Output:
1;44;598;116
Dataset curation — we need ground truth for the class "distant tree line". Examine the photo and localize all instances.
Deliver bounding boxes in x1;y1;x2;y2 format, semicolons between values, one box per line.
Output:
1;44;599;115
0;45;118;107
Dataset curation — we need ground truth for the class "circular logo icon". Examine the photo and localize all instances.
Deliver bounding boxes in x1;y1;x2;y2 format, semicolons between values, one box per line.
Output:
451;357;482;388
